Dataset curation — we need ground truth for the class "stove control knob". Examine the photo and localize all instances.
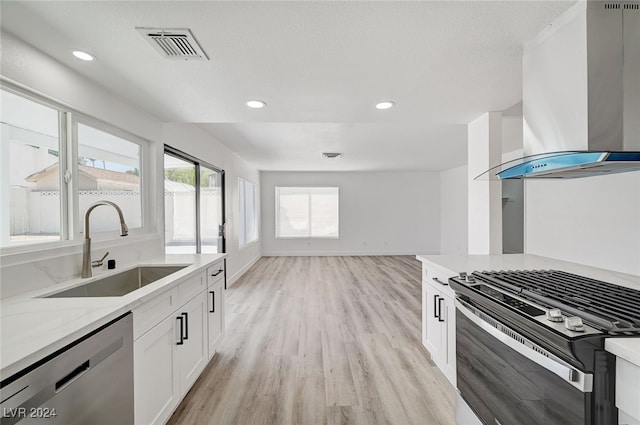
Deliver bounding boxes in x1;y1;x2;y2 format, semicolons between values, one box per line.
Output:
546;309;563;322
466;275;476;283
565;316;585;332
459;272;467;280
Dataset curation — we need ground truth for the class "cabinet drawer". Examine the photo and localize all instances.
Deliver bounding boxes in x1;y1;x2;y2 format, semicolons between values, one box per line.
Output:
207;261;225;288
178;272;206;305
422;261;456;298
133;287;180;340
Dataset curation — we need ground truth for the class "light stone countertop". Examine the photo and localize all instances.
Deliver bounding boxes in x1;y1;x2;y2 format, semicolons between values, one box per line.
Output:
416;253;640;365
606;338;640;366
0;253;226;381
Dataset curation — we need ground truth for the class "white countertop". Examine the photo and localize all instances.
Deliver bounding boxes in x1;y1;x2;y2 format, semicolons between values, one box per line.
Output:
416;253;640;291
0;253;226;380
417;253;640;363
606;338;640;366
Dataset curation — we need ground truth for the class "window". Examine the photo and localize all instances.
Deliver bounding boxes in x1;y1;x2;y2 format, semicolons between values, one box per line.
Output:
275;187;339;238
77;123;142;234
1;88;62;246
0;84;148;250
238;178;257;247
164;146;225;254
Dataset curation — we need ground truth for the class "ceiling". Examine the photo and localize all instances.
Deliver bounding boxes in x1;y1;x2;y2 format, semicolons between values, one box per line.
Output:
0;1;575;172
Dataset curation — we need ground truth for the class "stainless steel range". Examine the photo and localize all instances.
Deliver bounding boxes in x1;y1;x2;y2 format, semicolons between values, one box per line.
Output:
449;269;640;425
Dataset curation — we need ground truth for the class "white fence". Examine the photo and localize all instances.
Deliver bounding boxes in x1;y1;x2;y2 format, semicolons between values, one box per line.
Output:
10;188;142;236
10;187;222;244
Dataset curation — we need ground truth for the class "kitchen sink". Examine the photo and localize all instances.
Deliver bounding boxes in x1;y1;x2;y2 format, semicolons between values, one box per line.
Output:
44;265;187;298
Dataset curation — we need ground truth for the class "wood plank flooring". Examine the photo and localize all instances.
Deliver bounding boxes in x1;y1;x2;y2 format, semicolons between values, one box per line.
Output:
167;256;456;425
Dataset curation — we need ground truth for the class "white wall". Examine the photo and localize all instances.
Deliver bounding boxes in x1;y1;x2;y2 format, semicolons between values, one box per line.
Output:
468;112;502;254
525;171;640;276
261;171;440;256
440;165;468;255
162;124;261;285
502;116;523;155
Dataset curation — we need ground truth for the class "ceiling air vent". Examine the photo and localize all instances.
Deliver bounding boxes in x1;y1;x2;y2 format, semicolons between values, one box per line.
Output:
136;28;208;61
322;152;342;159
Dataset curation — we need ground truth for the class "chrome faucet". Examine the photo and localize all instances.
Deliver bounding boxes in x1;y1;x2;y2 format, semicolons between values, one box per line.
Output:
82;201;128;278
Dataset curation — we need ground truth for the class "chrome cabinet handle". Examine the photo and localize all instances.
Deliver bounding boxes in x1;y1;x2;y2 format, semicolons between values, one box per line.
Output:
432;277;449;286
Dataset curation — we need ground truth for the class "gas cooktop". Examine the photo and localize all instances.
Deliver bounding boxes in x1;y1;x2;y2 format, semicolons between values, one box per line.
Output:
450;269;640;336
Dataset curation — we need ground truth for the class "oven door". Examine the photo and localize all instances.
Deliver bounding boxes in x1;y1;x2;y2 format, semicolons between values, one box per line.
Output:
455;298;593;425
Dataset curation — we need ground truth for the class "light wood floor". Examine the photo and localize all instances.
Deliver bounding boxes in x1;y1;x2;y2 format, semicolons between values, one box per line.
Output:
167;256;456;425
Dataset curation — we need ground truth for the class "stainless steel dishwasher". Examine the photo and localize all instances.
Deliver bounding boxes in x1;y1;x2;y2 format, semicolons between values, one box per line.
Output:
1;312;133;425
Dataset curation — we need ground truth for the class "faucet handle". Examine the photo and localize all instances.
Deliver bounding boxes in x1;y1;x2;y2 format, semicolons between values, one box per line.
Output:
92;251;110;268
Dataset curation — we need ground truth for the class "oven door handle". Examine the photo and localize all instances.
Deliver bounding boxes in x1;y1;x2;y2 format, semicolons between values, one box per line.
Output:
455;299;593;393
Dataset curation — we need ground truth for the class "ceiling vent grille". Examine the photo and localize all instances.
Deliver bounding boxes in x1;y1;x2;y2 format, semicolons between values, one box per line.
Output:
136;28;208;61
322;152;342;159
603;2;639;11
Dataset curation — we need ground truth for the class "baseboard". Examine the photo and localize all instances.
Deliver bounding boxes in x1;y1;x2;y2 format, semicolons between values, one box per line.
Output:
261;250;436;257
228;254;262;287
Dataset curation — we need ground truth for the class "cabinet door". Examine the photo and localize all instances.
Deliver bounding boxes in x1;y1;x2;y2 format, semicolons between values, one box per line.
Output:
422;281;443;359
207;280;224;359
177;292;208;394
134;315;180;425
440;293;457;388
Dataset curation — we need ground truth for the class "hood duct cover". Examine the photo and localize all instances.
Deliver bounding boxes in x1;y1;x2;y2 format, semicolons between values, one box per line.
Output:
136;28;209;61
480;1;640;180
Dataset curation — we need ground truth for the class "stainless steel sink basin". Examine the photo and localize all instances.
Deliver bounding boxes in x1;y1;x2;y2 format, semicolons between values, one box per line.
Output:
45;265;187;298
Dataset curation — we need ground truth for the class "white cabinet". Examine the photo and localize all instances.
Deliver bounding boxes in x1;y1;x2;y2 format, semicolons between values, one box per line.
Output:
177;291;208;392
206;259;226;359
134;314;180;425
133;263;226;425
206;280;224;359
134;289;207;425
420;260;457;388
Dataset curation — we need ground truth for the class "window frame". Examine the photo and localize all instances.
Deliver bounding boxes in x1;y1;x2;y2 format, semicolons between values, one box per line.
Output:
0;81;152;254
164;144;226;254
238;177;258;248
72;114;148;240
274;186;340;240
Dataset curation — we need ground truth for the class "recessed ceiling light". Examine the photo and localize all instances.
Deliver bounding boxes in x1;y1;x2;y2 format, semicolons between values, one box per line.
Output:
246;100;266;109
375;101;395;110
72;50;95;61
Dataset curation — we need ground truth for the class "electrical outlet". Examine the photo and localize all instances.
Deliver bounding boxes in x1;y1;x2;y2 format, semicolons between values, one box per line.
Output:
362;241;368;246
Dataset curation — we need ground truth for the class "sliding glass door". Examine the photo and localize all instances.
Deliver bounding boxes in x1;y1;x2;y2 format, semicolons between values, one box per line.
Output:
164;146;225;254
200;165;224;254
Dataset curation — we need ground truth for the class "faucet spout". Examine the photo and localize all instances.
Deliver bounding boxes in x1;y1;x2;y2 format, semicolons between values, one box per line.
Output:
82;201;129;278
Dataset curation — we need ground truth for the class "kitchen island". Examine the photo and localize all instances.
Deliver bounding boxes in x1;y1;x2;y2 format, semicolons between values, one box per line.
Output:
417;253;640;425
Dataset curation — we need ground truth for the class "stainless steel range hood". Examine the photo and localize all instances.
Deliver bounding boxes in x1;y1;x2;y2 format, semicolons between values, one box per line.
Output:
487;0;640;180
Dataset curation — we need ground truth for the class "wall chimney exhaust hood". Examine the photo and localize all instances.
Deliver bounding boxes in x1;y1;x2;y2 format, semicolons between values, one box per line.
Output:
480;1;640;180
